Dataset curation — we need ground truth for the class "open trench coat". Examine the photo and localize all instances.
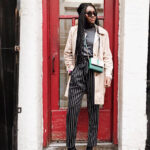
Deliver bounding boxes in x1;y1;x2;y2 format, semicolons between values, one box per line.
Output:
64;25;113;105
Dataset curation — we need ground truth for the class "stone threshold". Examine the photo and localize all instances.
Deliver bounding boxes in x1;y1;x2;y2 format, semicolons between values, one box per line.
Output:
44;142;118;150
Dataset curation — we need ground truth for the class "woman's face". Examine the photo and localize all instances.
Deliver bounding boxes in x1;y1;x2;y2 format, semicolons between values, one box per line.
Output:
85;6;97;24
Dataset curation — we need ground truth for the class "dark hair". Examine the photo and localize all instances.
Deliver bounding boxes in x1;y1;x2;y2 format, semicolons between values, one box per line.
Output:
75;3;99;64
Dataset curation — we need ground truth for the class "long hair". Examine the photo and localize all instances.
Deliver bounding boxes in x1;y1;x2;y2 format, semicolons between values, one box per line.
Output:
75;3;99;64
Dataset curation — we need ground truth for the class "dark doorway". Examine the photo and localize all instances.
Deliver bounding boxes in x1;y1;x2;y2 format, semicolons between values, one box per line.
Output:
0;0;20;150
145;5;150;150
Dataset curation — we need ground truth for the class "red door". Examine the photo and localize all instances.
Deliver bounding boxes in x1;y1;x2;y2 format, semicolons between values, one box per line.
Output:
43;0;119;147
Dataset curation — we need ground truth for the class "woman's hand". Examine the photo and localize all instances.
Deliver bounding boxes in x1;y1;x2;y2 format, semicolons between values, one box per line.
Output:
68;69;72;75
104;76;112;88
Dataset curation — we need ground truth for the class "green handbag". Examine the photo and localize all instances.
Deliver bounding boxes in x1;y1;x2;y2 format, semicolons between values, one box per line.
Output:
88;57;104;73
84;29;104;73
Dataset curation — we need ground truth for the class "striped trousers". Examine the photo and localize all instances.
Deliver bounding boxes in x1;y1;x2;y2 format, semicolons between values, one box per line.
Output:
66;58;99;148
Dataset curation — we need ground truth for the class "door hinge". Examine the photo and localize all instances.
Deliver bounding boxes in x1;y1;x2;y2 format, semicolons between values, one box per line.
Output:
14;45;20;52
18;107;22;113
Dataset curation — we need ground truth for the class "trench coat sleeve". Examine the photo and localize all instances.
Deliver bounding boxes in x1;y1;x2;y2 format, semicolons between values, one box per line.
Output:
64;27;75;72
103;31;113;78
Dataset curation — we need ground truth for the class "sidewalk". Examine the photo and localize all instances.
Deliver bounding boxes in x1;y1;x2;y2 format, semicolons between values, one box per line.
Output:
44;142;118;150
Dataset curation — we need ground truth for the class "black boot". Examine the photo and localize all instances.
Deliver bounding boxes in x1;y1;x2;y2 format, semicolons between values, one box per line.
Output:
68;146;76;150
86;146;93;150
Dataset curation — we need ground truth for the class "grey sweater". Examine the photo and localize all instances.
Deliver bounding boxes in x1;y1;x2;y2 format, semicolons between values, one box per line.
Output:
82;27;96;57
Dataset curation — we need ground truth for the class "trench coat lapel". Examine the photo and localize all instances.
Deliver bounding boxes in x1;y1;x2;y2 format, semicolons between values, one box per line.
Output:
93;25;105;57
93;29;99;56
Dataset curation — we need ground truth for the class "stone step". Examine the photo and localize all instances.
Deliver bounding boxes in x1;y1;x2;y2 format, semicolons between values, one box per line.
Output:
44;142;118;150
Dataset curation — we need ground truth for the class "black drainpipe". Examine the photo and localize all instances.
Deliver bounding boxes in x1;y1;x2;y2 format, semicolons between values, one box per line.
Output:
145;4;150;150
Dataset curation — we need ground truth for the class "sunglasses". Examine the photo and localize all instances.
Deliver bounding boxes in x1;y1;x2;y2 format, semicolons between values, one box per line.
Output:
86;11;97;17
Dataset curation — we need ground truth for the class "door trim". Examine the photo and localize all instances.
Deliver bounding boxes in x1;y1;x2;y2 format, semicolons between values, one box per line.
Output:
42;0;51;146
112;0;119;144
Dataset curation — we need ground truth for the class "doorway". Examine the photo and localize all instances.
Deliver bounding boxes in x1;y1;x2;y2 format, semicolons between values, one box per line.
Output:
43;0;119;147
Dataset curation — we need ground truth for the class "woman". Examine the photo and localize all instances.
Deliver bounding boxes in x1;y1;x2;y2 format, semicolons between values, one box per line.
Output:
64;3;113;150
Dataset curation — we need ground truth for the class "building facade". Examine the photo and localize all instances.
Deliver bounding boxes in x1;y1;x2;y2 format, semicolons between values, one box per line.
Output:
15;0;150;150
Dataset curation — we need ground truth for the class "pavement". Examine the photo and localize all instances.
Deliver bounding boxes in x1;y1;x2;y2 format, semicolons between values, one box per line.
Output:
44;142;118;150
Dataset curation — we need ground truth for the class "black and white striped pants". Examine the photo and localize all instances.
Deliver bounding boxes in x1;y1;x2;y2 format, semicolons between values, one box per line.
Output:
66;58;99;148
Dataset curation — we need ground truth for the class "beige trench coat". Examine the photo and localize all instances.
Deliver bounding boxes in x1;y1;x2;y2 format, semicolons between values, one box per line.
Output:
64;25;113;105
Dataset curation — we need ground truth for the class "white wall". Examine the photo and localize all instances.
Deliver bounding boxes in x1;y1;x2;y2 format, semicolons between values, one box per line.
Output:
17;0;150;149
118;0;149;150
18;0;43;150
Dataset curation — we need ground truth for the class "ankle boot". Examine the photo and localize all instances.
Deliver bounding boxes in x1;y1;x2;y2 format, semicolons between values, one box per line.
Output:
86;146;93;150
68;146;76;150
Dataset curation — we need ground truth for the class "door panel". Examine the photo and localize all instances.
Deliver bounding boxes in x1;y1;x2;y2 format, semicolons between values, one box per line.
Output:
59;0;104;16
51;110;111;141
59;19;72;108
